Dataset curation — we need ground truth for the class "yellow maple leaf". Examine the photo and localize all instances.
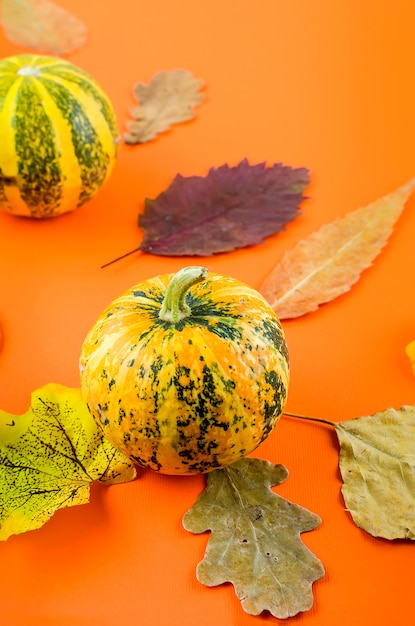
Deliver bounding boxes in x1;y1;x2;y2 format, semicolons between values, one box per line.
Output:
260;179;415;319
0;383;136;541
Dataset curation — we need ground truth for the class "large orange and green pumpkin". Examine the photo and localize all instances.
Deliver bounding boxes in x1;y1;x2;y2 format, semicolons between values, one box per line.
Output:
0;54;118;218
79;266;290;475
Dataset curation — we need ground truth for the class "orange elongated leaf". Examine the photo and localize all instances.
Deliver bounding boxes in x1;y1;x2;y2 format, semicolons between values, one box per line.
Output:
260;179;415;319
405;341;415;376
1;0;88;55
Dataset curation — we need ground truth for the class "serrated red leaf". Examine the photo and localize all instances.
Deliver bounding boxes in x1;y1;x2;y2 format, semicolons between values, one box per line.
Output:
138;159;309;256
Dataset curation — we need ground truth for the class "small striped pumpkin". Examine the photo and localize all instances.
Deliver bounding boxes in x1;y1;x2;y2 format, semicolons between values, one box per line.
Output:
0;54;118;218
79;266;290;475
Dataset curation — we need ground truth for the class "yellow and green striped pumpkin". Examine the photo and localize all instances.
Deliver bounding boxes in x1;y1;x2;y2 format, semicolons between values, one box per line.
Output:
79;266;290;475
0;54;118;218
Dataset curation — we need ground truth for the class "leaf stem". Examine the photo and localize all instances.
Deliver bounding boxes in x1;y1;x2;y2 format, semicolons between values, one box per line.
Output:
101;247;141;269
283;412;335;428
159;266;208;323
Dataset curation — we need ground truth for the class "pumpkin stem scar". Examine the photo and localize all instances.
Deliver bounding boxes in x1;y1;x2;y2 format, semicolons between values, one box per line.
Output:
17;66;42;77
159;265;208;323
283;412;335;428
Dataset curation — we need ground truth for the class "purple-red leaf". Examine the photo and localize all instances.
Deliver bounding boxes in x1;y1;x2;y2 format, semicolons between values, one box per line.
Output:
138;160;309;256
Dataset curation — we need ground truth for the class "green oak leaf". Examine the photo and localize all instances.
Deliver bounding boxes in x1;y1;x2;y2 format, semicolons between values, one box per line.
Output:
335;405;415;540
183;457;324;619
0;383;136;541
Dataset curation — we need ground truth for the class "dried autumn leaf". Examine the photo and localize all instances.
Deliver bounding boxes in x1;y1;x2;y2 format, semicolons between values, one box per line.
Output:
1;0;88;55
260;178;415;319
137;160;309;256
405;341;415;375
183;457;324;619
101;160;307;268
0;383;136;541
335;406;415;540
124;70;204;144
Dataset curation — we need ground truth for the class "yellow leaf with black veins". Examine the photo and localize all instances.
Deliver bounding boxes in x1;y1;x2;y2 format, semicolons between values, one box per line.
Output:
0;383;136;541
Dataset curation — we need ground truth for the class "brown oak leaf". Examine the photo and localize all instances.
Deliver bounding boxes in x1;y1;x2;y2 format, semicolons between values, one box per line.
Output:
183;457;324;619
124;69;204;144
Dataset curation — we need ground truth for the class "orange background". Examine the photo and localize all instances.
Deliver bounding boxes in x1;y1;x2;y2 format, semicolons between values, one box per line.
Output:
1;1;415;624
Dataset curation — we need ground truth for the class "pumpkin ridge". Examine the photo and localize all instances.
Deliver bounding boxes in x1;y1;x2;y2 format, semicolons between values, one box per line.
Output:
0;78;18;211
14;82;63;216
44;67;118;132
39;78;110;207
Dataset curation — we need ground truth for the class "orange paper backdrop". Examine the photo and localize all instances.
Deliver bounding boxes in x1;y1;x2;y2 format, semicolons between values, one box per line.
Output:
1;1;415;624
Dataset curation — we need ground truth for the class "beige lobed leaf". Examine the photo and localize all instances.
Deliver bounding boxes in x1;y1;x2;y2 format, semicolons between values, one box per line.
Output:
124;69;204;144
335;405;415;540
260;178;415;319
1;0;88;55
183;457;324;619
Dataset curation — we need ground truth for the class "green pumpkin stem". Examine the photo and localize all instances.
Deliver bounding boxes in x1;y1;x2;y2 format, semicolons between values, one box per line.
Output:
159;266;208;323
